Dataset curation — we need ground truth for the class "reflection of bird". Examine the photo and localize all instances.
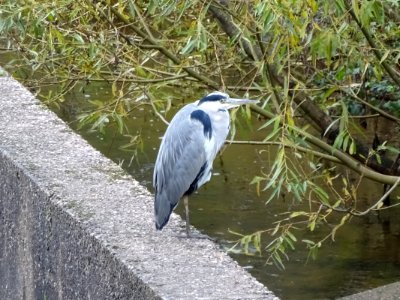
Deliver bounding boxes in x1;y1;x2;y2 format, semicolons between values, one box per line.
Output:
153;91;258;236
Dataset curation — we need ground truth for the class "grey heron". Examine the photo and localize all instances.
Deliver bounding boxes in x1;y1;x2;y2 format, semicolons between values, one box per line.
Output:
153;91;258;236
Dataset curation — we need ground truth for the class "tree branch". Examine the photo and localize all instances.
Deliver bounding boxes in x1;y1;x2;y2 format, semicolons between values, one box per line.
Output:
342;88;400;124
290;125;400;185
227;140;342;164
344;1;400;88
352;177;400;216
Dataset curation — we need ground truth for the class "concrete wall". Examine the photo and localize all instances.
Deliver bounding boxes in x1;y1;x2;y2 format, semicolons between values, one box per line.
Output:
339;281;400;300
0;69;277;299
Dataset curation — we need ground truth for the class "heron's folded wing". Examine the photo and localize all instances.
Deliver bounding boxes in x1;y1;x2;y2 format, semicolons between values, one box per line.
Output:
153;104;208;229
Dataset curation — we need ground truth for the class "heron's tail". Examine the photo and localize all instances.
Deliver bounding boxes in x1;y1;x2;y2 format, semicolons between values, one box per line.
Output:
154;192;175;230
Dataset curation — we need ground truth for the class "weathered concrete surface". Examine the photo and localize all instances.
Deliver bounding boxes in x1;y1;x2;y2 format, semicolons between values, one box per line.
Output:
0;69;277;299
339;281;400;300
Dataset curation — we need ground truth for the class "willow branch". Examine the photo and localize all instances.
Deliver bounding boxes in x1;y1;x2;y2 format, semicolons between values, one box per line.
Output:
227;140;342;164
351;177;400;216
208;2;263;61
144;90;170;126
242;103;400;184
97;0;221;91
290;125;400;185
344;1;400;87
56;74;188;84
342;88;400;124
131;3;156;41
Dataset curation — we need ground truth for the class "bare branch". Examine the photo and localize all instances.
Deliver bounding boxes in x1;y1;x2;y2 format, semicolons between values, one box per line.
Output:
352;177;400;216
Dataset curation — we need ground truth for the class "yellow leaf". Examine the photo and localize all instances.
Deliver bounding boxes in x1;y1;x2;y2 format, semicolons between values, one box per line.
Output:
380;50;390;64
308;0;318;14
286;107;295;127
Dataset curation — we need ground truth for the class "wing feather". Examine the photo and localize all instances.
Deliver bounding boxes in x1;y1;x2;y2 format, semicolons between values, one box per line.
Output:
153;104;209;230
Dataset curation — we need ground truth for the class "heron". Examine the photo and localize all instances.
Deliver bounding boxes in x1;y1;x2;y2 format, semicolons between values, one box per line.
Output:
153;91;258;237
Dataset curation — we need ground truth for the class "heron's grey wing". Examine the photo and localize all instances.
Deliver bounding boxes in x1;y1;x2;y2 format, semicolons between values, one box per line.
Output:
153;104;208;230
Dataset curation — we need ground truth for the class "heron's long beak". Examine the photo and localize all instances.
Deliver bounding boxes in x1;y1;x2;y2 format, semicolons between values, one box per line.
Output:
226;97;259;108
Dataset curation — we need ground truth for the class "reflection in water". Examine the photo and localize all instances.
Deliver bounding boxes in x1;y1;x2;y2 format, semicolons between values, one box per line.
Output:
13;77;400;298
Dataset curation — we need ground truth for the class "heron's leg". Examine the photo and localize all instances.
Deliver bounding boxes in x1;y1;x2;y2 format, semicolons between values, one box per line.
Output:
183;195;190;237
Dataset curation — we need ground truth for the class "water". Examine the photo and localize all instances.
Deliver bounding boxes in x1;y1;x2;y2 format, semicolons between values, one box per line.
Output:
2;59;400;298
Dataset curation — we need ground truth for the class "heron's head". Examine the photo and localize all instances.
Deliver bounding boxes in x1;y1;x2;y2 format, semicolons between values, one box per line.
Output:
197;91;258;110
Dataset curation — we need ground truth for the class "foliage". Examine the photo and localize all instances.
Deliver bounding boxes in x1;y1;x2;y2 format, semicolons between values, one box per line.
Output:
1;0;400;268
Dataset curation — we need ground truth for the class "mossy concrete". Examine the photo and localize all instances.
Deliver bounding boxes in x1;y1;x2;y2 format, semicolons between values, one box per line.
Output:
0;69;277;299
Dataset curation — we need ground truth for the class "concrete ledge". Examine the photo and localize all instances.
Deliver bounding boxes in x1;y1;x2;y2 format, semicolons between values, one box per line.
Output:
339;281;400;300
0;69;276;299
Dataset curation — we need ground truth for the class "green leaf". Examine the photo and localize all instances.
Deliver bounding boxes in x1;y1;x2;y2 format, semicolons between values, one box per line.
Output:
302;239;315;246
180;38;196;55
349;141;356;155
72;33;85;44
250;176;265;185
343;133;349;152
286;231;297;242
258;115;280;131
351;0;360;21
290;211;308;218
322;86;338;100
314;186;330;205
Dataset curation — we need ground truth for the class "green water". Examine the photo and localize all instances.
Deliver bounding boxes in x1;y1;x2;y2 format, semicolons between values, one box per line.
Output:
2;58;400;298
